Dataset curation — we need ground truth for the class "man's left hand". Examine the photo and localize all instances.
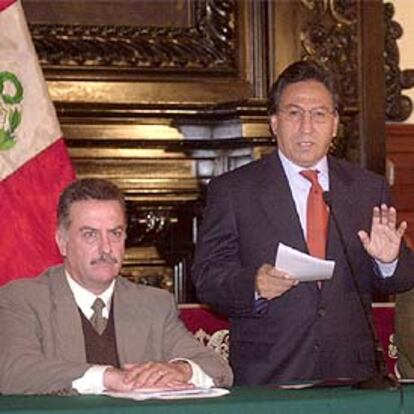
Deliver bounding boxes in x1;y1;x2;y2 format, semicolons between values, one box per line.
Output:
122;361;193;389
358;204;407;263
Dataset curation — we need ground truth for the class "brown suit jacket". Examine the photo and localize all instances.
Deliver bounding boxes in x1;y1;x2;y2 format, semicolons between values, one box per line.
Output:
0;265;232;394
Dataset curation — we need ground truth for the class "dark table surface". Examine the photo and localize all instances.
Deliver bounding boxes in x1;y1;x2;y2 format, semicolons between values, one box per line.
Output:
1;384;413;414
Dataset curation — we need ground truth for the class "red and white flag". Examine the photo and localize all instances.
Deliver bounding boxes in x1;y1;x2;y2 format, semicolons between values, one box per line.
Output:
0;0;75;285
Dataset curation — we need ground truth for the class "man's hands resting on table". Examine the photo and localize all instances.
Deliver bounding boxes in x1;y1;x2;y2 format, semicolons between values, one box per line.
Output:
103;361;193;392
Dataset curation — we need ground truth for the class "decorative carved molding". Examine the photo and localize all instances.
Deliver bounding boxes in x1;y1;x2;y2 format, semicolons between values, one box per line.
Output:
127;207;178;245
194;328;230;360
300;0;359;161
384;2;414;122
28;0;238;77
301;0;357;25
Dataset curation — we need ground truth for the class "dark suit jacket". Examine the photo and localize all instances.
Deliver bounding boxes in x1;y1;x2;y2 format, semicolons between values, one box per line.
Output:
192;151;414;385
0;265;233;394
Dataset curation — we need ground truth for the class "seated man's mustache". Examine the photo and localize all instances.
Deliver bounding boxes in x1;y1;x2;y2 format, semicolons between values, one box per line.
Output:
90;253;118;265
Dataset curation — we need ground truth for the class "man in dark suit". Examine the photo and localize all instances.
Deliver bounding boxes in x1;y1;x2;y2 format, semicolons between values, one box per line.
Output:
192;60;414;385
0;178;232;394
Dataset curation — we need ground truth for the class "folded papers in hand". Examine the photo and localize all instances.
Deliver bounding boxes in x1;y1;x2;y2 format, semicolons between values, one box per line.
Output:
275;243;335;282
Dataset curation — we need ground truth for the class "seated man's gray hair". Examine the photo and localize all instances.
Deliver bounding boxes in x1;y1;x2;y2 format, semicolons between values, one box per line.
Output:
57;178;126;230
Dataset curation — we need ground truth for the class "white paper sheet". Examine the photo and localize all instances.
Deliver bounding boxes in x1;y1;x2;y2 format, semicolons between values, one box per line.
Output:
103;387;230;401
275;243;335;282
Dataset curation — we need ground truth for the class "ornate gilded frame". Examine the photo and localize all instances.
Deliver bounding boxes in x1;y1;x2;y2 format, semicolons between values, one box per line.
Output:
25;0;258;105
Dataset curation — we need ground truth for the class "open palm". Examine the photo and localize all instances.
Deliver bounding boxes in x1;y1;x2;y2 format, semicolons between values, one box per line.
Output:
358;204;407;263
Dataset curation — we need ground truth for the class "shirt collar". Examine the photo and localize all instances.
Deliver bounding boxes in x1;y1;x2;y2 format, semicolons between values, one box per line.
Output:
65;270;115;319
278;149;329;191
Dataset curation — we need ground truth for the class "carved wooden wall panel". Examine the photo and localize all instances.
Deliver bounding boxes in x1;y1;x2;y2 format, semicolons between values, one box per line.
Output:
24;0;265;105
384;2;414;122
386;124;414;244
29;1;237;73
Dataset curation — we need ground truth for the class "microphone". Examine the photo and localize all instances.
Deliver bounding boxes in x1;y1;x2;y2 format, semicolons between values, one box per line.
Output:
322;191;399;390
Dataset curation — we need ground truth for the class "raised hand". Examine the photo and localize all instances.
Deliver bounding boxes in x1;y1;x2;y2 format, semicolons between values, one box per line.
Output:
358;204;407;263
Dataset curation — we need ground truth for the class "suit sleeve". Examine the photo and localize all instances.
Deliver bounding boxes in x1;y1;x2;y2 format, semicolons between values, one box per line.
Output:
160;292;233;387
0;284;89;395
192;178;259;317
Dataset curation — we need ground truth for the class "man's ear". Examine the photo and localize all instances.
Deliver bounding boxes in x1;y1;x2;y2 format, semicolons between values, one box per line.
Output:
332;112;340;138
270;114;278;136
55;228;67;257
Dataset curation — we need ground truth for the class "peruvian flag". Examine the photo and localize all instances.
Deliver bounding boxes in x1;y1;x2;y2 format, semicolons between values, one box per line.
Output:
0;0;75;285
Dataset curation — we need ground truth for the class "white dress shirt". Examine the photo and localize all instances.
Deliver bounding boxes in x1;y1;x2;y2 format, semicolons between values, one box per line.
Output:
278;150;396;277
66;273;213;394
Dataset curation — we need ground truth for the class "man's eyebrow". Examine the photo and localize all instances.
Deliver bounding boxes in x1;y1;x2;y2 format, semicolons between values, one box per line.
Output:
79;226;97;232
109;225;125;231
284;103;331;109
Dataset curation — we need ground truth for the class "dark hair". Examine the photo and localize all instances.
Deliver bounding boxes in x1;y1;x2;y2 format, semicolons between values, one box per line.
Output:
267;60;339;115
57;178;126;230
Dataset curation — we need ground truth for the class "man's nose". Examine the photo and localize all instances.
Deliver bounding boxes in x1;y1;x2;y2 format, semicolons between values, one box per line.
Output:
300;111;314;133
98;234;112;254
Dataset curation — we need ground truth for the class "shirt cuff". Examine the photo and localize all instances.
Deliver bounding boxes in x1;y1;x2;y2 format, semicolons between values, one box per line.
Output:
72;365;110;394
169;358;214;388
374;258;398;278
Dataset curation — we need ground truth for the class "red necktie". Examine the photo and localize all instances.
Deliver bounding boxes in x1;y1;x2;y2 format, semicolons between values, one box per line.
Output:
300;170;329;260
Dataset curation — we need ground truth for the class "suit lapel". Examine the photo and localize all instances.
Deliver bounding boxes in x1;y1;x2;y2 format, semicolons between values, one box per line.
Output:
50;270;152;365
326;156;356;260
321;157;357;294
257;152;308;253
113;279;151;364
49;267;87;362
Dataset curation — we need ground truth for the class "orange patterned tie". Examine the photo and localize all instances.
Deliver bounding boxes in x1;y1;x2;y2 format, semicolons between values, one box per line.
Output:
300;170;329;260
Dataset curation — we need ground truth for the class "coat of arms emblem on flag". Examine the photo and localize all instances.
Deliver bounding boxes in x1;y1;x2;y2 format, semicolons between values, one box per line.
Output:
0;71;23;150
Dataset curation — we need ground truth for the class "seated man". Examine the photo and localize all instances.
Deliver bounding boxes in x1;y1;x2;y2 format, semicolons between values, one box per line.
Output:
0;178;232;395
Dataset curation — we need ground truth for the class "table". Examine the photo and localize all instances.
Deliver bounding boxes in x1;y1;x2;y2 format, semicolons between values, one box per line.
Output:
0;385;412;414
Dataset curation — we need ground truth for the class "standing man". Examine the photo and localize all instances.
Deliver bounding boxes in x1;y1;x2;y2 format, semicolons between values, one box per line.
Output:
192;60;414;385
0;178;232;394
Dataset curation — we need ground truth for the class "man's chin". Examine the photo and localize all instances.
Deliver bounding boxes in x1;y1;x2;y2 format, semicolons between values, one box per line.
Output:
91;264;120;278
294;154;321;168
